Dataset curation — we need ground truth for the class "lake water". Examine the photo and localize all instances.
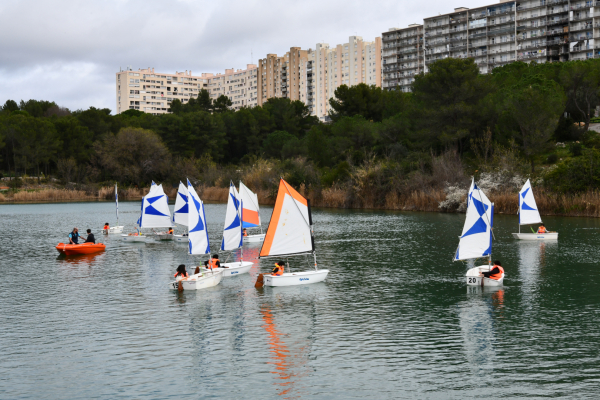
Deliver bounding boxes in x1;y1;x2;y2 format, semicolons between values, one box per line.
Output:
1;201;600;399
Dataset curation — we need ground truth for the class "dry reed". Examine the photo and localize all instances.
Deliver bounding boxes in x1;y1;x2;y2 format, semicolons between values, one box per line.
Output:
0;192;5;202
12;189;93;202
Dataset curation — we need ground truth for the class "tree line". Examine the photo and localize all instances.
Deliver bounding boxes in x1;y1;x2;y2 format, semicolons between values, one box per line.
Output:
1;58;599;193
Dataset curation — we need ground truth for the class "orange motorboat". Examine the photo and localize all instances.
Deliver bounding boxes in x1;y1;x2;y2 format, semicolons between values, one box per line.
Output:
56;242;106;255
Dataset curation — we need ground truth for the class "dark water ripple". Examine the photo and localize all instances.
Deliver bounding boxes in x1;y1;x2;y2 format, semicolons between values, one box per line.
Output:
1;203;600;399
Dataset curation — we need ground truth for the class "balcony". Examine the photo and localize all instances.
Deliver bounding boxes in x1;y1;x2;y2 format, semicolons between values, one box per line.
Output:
488;25;516;35
571;45;593;52
425;29;450;38
518;52;546;60
469;31;489;39
570;34;593;41
547;7;569;15
518;22;546;31
518;12;546;21
488;17;516;27
547;28;568;35
469;50;489;57
571;13;593;21
516;2;546;11
547;16;569;25
519;41;547;49
488;7;516;16
449;17;466;24
547;0;568;4
570;24;593;33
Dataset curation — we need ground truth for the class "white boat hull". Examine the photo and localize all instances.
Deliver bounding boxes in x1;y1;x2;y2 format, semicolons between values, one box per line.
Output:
121;234;147;242
168;270;223;290
243;233;265;243
154;233;173;241
466;266;504;287
104;226;124;234
173;234;188;243
202;261;253;277
512;232;558;241
263;269;329;287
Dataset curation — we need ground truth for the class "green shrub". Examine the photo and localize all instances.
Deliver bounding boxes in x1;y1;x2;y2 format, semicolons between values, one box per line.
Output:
569;142;583;157
544;149;600;192
546;153;558;164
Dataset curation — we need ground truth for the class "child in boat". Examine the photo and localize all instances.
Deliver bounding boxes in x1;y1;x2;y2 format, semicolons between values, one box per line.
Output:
84;229;96;244
481;261;504;281
103;223;110;233
69;228;80;244
537;224;547;234
168;227;174;234
174;264;188;281
243;228;248;237
208;254;221;270
271;261;285;276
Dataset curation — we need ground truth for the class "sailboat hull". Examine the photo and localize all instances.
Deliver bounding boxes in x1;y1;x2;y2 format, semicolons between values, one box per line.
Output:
243;233;265;243
121;234;147;243
173;234;188;243
512;232;558;240
263;269;329;287
168;270;223;290
202;261;253;277
104;226;124;234
466;266;504;287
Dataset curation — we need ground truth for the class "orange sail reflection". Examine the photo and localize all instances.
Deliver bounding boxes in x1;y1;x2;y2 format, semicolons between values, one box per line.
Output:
260;306;309;398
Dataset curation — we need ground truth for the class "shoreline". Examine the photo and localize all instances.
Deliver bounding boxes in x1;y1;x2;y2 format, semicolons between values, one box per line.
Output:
2;186;600;218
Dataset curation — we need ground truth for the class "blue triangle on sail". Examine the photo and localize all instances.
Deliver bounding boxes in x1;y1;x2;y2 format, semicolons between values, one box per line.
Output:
188;241;192;254
178;192;187;202
242;221;259;228
472;197;488;217
462;217;487;237
147;195;164;204
145;204;168;216
230;193;240;210
190;198;205;233
175;203;189;214
220;237;225;251
483;235;492;256
224;213;241;231
522;201;536;211
521;188;529;199
454;246;460;260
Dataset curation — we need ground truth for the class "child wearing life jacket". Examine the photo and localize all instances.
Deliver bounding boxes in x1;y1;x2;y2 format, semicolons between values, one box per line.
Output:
481;261;504;281
271;261;285;276
537;224;547;234
243;228;248;237
103;223;110;233
174;264;189;281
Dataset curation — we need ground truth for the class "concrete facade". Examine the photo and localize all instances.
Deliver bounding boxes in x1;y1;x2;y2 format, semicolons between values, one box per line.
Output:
382;24;424;92
116;68;209;115
206;64;258;110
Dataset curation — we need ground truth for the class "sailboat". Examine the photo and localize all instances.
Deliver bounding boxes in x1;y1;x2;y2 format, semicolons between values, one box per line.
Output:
122;182;172;242
202;181;254;277
511;179;558;240
106;183;124;234
455;178;504;287
257;178;329;287
168;179;223;290
172;181;189;243
239;181;265;243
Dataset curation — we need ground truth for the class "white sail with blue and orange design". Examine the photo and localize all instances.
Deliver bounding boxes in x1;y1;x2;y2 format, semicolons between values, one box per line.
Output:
187;179;210;255
239;181;261;230
455;178;494;261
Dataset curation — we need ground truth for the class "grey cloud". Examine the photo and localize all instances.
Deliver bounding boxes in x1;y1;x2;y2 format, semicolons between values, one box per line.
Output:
0;0;488;112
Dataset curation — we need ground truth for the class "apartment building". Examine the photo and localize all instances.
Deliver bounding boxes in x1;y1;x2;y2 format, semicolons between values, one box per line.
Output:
385;0;600;92
206;64;258;110
382;24;424;92
116;68;209;115
259;37;382;121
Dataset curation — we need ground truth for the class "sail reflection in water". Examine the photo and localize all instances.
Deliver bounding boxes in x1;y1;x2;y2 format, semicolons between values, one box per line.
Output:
260;306;310;397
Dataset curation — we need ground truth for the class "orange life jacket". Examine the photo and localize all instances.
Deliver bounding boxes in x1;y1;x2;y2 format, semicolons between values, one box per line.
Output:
243;231;248;236
272;265;284;276
537;226;547;233
168;228;173;234
209;258;219;269
488;265;504;280
103;225;109;230
174;272;188;278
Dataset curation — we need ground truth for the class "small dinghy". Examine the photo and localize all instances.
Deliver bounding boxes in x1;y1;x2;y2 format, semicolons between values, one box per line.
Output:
168;270;223;290
202;182;253;276
169;179;223;290
172;182;189;243
105;183;124;234
122;182;173;242
56;242;106;255
256;178;329;287
239;181;265;243
512;179;558;241
455;179;504;287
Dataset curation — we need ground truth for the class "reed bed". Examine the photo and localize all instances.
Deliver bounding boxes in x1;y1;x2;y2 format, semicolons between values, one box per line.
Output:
12;189;94;202
0;192;5;202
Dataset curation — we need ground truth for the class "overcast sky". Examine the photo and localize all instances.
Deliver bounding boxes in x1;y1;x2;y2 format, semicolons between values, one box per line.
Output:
0;0;488;113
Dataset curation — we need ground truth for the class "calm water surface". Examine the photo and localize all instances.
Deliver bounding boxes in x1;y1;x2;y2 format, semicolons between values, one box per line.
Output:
1;201;600;399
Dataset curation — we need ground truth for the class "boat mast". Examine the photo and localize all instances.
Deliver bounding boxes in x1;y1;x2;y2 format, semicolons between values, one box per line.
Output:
307;199;317;271
115;183;119;226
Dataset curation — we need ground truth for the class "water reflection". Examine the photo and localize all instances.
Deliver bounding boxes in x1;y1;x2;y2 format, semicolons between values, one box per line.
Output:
459;286;504;378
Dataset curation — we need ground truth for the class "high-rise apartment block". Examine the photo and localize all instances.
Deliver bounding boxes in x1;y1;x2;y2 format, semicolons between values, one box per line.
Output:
206;64;258;110
116;68;209;115
258;36;382;121
384;0;599;91
382;24;424;92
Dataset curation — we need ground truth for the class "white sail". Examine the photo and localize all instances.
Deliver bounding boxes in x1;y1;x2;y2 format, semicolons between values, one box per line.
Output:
455;179;494;261
519;179;542;225
139;183;172;228
259;178;313;258
239;181;261;228
173;181;189;226
221;182;243;251
187;179;210;255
